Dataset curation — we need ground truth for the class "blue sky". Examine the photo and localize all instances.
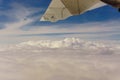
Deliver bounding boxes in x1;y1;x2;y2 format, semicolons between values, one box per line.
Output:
0;1;120;79
0;0;120;44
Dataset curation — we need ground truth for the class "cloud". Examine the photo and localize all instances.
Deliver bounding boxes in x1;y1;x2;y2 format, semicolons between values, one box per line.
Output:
0;1;120;80
0;2;42;42
0;2;42;30
1;38;120;54
0;38;120;80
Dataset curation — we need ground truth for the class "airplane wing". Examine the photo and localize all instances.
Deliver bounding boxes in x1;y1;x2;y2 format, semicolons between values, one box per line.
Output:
40;0;106;22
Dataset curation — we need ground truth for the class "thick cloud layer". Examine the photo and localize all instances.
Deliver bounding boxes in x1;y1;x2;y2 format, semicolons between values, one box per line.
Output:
0;38;120;80
1;38;120;54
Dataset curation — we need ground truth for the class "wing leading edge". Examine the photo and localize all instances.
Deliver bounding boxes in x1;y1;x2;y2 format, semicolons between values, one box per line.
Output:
41;0;106;22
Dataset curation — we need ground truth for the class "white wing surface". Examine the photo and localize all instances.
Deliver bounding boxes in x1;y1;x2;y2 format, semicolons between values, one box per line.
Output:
41;0;106;22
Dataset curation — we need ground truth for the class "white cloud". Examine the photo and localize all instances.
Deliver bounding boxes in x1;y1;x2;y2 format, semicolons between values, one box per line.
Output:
0;2;120;80
0;2;41;34
0;38;120;80
1;38;120;54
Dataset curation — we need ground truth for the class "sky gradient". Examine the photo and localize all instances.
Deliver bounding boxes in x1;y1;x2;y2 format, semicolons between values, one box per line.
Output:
0;0;120;44
0;1;120;80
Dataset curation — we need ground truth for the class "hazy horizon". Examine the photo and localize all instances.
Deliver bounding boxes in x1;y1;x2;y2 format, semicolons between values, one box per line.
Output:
0;0;120;80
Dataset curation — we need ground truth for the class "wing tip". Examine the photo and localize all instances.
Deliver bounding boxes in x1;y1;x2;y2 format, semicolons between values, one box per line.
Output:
40;17;45;21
